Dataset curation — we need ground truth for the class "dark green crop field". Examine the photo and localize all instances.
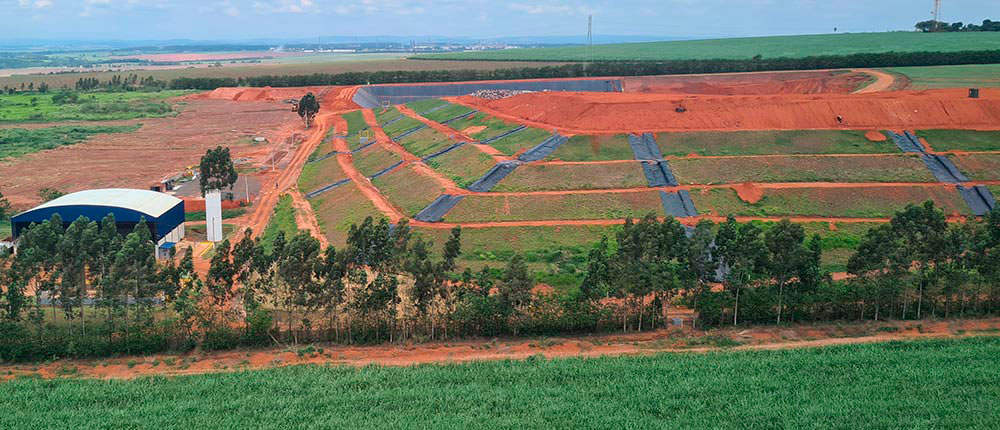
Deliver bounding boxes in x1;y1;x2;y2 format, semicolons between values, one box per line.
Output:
418;32;1000;62
2;337;999;429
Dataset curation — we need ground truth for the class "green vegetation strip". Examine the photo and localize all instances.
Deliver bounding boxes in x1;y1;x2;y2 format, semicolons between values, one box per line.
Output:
372;165;445;216
656;130;894;157
341;110;368;135
445;192;664;222
405;98;448;113
298;155;348;194
0;90;186;123
310;181;385;246
670;155;935;184
425;144;496;188
692;187;970;218
421;102;475;123
397;127;455;158
547;134;635;161
352;145;403;178
950;153;1000;181
419;32;1000;61
916;130;1000;151
184;208;246;222
5;338;1000;429
446;112;525;141
489;127;552;156
492;163;648;192
0;125;140;159
259;194;297;253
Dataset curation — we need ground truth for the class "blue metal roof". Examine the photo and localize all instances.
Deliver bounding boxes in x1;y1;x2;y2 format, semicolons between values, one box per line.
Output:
12;189;184;241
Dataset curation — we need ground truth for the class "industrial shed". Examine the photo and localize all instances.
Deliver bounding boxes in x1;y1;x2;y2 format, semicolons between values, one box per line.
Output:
11;189;185;251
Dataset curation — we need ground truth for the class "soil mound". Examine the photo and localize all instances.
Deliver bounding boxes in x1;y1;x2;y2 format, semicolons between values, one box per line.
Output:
623;71;868;95
865;130;888;142
460;89;1000;133
734;182;764;203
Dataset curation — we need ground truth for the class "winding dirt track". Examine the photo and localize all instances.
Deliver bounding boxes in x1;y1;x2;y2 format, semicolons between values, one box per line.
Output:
852;69;897;94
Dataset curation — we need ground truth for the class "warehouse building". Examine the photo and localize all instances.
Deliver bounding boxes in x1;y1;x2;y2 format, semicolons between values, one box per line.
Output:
11;188;185;258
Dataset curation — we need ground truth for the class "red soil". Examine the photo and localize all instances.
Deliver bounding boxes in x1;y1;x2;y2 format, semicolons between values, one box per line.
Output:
182;198;245;212
6;317;996;380
734;182;764;203
455;88;1000;134
199;86;360;111
462;125;488;134
865;130;888;142
623;70;870;95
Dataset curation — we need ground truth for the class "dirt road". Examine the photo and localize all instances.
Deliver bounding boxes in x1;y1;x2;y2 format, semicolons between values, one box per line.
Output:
853;69;897;94
4;317;996;381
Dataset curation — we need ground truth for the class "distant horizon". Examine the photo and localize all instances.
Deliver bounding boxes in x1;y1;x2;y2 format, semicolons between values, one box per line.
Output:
4;0;1000;43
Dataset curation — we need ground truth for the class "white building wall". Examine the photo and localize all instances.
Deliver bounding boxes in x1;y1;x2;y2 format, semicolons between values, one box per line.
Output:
205;190;224;242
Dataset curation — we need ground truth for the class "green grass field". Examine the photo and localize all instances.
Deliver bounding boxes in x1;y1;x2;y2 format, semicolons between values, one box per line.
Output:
446;111;527;141
0;90;187;123
546;134;635;161
669;155;935;184
352;145;403;178
4;337;999;429
298;155;348;194
426;144;496;188
258;194;297;253
372;165;444;216
445;192;664;222
418;32;1000;62
397;127;455;158
310;181;386;246
692;186;970;218
0;124;141;159
374;106;401;124
916;130;1000;151
888;64;1000;89
488;127;553;156
341;110;368;138
406;98;448;114
491;162;648;192
420;102;475;123
382;116;425;138
655;130;894;157
950;153;1000;181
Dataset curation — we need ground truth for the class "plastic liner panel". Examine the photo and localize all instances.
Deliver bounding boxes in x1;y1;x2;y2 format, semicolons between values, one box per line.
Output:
660;190;698;217
414;194;465;222
467;161;520;192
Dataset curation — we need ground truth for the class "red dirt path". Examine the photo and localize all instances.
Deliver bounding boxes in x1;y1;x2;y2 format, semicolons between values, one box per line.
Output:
5;317;996;380
623;70;871;95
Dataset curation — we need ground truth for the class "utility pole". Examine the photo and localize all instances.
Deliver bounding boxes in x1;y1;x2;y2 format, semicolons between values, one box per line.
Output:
585;14;593;75
933;0;942;31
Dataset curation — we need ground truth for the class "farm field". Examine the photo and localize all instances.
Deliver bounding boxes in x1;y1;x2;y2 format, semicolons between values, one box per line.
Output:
417;32;1000;61
0;90;188;123
492;162;648;192
4;337;999;429
426;144;496;188
444;192;664;222
298;156;347;194
886;64;1000;89
547;134;635;161
310;181;385;246
351;145;403;178
0;125;140;159
950;153;1000;181
692;186;970;218
655;130;894;156
916;129;1000;151
669;155;935;184
373;165;445;216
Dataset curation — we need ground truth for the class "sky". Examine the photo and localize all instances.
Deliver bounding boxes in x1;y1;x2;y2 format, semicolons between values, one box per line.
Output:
3;0;1000;42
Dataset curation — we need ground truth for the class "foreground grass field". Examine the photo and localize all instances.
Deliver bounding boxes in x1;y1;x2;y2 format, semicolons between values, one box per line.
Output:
0;90;187;123
0;124;140;159
3;337;998;429
419;32;1000;62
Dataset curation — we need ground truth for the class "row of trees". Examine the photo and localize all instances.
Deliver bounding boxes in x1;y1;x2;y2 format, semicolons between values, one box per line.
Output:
163;49;1000;90
3;199;1000;362
916;19;1000;32
74;75;167;91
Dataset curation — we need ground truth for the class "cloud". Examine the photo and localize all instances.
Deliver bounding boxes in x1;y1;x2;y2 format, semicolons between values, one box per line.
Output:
506;2;591;16
20;0;53;8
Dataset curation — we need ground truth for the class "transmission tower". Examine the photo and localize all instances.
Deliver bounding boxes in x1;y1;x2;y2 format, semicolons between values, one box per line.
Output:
586;15;593;74
933;0;942;29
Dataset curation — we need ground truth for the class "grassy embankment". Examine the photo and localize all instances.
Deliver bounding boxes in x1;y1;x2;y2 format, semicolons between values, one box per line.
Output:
4;337;999;429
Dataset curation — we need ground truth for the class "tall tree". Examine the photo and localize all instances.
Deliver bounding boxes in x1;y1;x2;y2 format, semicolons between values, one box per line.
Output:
198;146;238;196
0;189;11;222
764;219;806;324
297;92;320;128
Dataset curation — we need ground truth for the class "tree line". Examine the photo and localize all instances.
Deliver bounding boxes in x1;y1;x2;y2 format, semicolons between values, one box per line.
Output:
2;201;1000;362
916;19;1000;32
159;49;1000;90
